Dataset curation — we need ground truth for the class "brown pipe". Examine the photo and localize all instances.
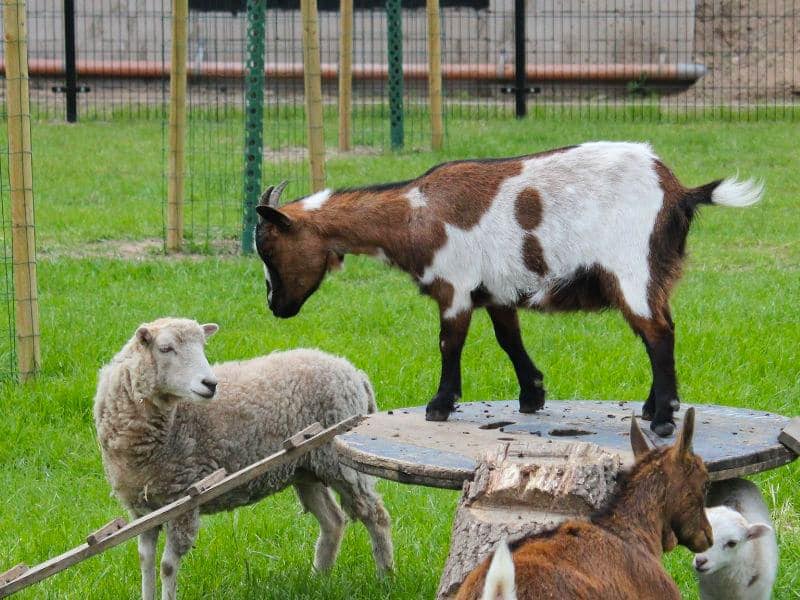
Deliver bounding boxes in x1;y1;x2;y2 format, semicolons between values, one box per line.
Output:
2;58;706;83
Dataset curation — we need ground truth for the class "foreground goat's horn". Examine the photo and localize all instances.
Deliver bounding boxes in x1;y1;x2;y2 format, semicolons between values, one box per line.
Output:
258;185;274;207
268;180;289;208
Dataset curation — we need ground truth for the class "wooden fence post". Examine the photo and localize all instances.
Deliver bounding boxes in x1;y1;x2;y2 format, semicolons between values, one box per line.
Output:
3;0;41;380
301;0;326;191
167;0;188;252
427;0;443;150
338;0;353;151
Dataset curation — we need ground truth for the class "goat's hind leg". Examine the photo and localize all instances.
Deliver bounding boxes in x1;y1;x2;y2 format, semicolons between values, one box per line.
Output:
486;306;545;413
294;480;346;572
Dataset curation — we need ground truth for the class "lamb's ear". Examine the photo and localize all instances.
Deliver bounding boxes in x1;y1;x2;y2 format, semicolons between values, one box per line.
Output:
746;523;772;541
136;326;153;345
675;407;696;457
202;323;219;339
255;206;293;231
630;414;652;459
326;250;344;272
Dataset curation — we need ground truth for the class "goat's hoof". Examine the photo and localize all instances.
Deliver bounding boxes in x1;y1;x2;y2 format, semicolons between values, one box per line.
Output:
425;407;451;422
650;420;675;437
669;398;681;411
519;383;545;413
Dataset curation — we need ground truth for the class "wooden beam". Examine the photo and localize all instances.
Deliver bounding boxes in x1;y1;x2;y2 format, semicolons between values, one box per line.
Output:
186;468;227;497
338;0;353;151
86;517;127;546
779;417;800;456
426;0;443;150
0;565;27;586
167;0;188;252
283;422;324;450
301;0;326;191
3;0;41;380
0;416;362;598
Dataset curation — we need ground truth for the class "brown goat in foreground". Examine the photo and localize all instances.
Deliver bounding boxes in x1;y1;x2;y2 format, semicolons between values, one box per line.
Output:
455;407;712;600
254;143;762;437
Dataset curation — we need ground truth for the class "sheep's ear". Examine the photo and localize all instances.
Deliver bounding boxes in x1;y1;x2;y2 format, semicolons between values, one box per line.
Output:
675;407;695;457
630;414;652;459
746;523;772;541
255;206;293;231
326;250;344;272
202;323;219;339
136;326;153;345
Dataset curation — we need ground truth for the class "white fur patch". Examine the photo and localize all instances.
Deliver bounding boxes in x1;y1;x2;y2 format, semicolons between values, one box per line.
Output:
373;248;390;263
711;177;764;207
421;142;662;320
302;188;333;211
406;187;428;208
481;539;516;600
263;264;273;303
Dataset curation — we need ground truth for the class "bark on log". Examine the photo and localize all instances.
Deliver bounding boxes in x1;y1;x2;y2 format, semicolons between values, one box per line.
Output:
437;439;622;599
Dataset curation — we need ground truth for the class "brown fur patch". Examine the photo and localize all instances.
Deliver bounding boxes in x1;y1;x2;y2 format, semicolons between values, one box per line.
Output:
515;187;543;230
522;234;548;276
421;278;455;313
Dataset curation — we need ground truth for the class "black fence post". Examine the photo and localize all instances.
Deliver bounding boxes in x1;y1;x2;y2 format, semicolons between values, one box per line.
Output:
63;0;77;122
514;0;526;118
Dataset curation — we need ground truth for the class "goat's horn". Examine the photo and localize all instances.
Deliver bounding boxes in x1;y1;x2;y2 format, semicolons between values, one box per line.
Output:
268;180;289;208
258;185;275;207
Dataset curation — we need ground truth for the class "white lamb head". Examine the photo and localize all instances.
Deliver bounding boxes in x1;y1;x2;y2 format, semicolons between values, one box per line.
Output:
135;318;219;403
693;505;772;575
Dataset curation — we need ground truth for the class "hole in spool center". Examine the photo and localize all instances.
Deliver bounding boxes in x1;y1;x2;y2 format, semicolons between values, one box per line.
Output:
549;428;595;437
479;420;516;430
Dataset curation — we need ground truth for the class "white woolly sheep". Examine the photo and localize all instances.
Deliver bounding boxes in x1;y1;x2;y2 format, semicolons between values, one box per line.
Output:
93;317;393;600
693;478;778;600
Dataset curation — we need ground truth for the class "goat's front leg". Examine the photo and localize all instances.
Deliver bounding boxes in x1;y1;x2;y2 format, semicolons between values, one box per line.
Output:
426;309;472;421
160;509;199;600
486;305;545;413
137;525;160;600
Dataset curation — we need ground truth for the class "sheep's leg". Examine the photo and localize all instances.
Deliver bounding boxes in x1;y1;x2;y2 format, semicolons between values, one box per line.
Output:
294;480;346;572
426;310;472;421
628;311;679;438
160;510;199;600
486;306;545;413
332;472;394;575
138;525;160;600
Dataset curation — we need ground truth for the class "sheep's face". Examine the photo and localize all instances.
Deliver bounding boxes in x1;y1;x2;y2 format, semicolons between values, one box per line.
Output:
136;320;219;403
254;207;341;319
693;506;772;575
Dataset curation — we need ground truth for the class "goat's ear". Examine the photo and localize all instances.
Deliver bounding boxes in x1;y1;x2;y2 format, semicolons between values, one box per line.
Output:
746;523;772;541
675;407;696;457
256;206;293;231
326;250;344;272
202;323;219;339
630;414;651;458
136;326;153;345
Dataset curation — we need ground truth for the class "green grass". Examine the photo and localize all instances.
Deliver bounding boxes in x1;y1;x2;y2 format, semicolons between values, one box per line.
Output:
0;114;798;598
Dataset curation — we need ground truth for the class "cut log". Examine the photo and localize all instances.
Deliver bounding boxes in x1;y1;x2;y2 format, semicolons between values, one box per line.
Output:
436;439;621;599
778;417;800;456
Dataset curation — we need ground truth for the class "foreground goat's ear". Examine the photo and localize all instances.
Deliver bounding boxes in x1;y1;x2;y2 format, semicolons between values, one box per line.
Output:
326;250;344;272
746;523;772;541
202;323;219;339
676;407;696;457
136;326;153;345
630;414;651;458
256;206;293;231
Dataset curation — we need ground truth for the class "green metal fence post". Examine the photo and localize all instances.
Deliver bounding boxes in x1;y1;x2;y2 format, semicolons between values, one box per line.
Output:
241;0;266;254
386;0;404;150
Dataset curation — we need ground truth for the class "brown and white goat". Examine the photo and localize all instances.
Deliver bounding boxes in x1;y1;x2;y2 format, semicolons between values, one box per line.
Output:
253;142;763;436
455;407;712;600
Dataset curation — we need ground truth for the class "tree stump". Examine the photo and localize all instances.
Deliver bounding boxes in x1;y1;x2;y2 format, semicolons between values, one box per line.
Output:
436;439;622;599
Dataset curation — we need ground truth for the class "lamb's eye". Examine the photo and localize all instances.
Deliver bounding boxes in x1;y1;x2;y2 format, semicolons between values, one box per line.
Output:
158;345;175;354
724;540;737;549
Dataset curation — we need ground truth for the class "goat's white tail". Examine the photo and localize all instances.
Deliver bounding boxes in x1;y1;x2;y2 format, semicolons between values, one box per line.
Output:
711;177;764;207
481;539;516;600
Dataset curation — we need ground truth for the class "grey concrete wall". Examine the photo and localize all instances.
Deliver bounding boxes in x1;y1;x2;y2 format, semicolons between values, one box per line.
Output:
9;0;696;67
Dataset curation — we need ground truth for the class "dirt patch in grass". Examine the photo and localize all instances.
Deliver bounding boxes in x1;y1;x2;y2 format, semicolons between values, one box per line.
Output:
39;238;243;260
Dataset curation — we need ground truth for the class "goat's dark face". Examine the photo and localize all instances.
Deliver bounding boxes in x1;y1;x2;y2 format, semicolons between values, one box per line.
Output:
662;408;713;553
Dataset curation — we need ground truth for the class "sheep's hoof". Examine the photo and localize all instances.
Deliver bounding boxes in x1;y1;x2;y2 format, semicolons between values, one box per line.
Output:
651;419;676;437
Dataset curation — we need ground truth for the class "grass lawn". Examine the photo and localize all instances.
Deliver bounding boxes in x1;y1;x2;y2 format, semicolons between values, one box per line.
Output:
0;114;798;598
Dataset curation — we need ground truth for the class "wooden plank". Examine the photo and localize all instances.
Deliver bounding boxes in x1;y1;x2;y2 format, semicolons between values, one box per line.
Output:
301;0;326;191
3;0;41;380
167;0;188;252
426;0;443;150
0;415;361;598
283;422;324;450
186;468;227;497
0;565;27;586
86;517;127;546
337;0;353;151
778;417;800;455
